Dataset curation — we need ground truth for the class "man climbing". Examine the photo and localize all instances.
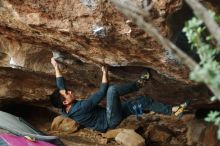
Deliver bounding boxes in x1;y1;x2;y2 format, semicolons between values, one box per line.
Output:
49;57;190;132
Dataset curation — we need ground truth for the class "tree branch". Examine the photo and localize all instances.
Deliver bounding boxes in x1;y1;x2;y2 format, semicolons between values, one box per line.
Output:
185;0;220;45
110;0;197;70
110;0;220;97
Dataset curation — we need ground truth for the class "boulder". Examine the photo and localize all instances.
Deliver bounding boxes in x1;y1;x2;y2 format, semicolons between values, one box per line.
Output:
144;125;172;143
51;116;79;133
186;119;220;146
102;128;124;139
115;129;145;146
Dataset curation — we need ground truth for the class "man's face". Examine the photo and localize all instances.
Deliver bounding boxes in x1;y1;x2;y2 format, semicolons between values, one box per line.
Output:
60;90;75;106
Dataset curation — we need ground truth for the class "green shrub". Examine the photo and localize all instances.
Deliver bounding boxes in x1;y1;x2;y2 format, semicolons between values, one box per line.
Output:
183;11;220;139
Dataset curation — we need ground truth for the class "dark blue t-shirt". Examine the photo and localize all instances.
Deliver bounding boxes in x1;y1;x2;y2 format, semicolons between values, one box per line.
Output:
56;77;109;132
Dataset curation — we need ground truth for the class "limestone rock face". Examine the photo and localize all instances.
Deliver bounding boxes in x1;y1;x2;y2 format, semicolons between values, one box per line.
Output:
1;1;220;146
0;0;217;110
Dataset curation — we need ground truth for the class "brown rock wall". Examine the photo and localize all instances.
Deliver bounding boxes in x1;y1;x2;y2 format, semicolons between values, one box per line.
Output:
0;0;218;119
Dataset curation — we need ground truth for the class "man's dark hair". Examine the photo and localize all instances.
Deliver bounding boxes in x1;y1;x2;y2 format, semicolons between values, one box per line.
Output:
49;89;64;108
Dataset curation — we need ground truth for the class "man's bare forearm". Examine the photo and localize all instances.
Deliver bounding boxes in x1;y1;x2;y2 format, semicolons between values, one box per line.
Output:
101;66;108;83
51;57;66;92
54;66;62;78
102;72;108;83
51;58;62;77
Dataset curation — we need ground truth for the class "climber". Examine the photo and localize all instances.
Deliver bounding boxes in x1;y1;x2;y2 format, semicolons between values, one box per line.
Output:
49;57;190;132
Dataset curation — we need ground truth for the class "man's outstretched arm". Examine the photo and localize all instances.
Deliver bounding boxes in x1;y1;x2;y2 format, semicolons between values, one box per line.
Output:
51;58;66;92
80;66;108;111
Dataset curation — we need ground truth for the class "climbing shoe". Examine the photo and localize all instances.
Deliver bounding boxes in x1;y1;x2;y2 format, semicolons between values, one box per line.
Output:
174;99;191;119
137;70;150;88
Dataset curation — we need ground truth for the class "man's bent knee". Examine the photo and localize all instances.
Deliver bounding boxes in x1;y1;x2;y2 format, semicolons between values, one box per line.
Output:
107;85;118;97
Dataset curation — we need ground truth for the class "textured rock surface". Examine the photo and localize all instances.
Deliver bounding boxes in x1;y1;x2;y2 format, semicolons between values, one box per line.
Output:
186;119;220;146
115;129;145;146
144;125;173;143
49;113;216;146
2;103;220;146
1;0;220;145
0;0;217;109
0;0;218;106
51;115;80;133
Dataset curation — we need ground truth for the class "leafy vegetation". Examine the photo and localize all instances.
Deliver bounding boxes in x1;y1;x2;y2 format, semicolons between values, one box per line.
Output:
183;11;220;139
